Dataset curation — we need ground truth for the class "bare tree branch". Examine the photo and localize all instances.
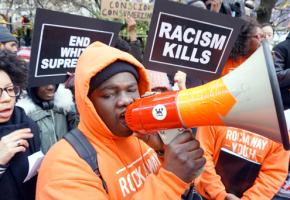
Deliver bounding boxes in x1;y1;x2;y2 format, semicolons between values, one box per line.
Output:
6;0;15;16
95;0;100;9
34;0;44;8
71;1;96;16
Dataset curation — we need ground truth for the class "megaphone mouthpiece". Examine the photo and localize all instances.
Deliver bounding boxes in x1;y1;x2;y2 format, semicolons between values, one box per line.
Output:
125;91;183;133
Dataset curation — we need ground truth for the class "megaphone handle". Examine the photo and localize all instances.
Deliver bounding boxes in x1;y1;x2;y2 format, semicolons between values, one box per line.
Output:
158;128;185;144
158;83;183;144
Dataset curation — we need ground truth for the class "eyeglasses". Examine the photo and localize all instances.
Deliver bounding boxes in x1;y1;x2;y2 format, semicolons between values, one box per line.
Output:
247;33;266;41
0;86;21;98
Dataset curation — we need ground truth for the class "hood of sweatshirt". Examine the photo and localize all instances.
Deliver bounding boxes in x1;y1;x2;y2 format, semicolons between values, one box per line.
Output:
75;41;150;144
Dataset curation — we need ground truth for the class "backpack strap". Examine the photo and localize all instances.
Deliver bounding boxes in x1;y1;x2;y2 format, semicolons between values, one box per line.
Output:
64;129;108;193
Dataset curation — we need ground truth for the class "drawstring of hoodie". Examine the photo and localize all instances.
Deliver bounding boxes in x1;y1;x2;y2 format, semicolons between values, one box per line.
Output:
110;138;137;190
110;137;150;193
137;138;151;175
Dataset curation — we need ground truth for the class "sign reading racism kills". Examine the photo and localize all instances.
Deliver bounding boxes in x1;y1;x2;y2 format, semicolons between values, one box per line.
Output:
144;0;243;81
29;8;122;87
101;0;153;21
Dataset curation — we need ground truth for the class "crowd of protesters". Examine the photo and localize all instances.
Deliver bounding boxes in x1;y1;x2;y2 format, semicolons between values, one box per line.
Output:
0;0;290;200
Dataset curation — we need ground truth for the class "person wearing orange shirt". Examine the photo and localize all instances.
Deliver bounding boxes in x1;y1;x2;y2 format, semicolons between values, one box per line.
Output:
221;16;265;76
194;16;289;200
36;42;205;200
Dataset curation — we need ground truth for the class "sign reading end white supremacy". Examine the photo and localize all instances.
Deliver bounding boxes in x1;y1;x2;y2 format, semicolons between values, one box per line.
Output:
29;9;122;87
144;0;243;81
36;25;111;76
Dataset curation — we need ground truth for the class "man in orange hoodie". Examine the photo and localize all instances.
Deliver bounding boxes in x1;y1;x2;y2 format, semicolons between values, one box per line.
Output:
36;41;205;199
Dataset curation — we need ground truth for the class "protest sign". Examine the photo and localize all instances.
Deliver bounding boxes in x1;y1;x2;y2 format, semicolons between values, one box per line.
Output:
101;0;153;21
144;0;243;81
29;8;122;87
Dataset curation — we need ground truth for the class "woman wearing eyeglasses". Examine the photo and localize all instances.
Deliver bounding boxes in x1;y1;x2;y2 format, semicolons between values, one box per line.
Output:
195;16;289;200
221;16;264;76
0;51;41;200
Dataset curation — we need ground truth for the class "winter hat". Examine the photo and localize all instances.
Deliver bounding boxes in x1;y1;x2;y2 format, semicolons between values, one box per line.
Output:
0;27;17;43
146;69;171;91
17;46;31;62
89;60;139;95
245;0;255;9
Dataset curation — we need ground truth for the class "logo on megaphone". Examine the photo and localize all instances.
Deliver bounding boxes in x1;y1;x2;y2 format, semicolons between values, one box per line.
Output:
125;42;290;150
152;104;167;120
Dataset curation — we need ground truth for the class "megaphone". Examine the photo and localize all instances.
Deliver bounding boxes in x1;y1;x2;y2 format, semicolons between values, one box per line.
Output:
125;42;290;150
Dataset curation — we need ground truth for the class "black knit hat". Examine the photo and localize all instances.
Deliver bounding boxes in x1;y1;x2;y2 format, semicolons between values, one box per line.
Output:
89;61;139;95
0;31;17;43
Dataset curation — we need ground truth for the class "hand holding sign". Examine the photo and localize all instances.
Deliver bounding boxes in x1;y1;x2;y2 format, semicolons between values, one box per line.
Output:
174;71;187;90
126;17;137;42
64;72;75;91
205;0;222;12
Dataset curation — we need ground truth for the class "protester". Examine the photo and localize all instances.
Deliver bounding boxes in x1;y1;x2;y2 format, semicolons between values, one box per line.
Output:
0;27;18;55
202;0;224;13
262;23;274;49
0;51;41;200
197;0;245;17
36;42;205;199
146;69;172;92
221;16;265;76
244;0;255;16
186;0;207;9
17;83;78;154
272;109;290;200
125;17;144;63
194;17;289;200
272;32;290;110
195;125;289;200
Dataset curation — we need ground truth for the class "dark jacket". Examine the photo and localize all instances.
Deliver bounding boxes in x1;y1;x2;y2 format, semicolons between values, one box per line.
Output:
273;33;290;109
0;106;41;200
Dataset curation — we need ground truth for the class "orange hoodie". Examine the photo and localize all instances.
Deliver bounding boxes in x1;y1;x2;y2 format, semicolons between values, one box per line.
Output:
221;56;246;76
194;126;289;200
195;56;289;200
36;42;189;200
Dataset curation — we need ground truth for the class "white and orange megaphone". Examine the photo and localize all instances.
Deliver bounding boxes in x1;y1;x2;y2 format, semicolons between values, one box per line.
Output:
125;42;290;150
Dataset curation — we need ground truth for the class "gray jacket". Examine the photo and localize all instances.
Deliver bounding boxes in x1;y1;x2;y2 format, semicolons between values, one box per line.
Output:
17;84;78;153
